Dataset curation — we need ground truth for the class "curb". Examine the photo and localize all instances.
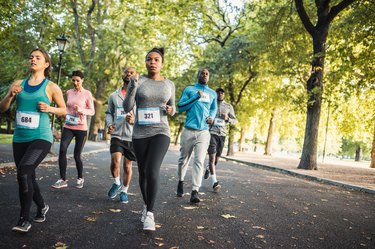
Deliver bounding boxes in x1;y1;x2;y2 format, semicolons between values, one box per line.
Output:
222;156;375;195
0;148;108;169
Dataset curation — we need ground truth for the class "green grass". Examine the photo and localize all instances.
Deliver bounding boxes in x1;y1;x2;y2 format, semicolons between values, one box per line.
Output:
0;134;13;144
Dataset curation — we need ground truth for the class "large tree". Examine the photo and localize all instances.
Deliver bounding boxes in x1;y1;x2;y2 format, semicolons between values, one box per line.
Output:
196;0;251;156
295;0;356;170
371;123;375;168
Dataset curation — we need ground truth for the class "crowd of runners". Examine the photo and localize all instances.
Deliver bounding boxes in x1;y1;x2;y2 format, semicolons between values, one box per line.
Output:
0;46;236;233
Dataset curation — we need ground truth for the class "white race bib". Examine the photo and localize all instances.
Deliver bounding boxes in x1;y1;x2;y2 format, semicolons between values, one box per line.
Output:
16;111;40;129
199;93;210;103
65;114;79;126
214;118;226;127
138;107;160;125
116;107;126;120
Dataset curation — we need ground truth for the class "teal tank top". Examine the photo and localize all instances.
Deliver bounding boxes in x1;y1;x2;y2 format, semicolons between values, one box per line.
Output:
13;78;53;143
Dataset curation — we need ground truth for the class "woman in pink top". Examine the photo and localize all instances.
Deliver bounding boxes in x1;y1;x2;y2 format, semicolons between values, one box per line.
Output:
52;70;95;189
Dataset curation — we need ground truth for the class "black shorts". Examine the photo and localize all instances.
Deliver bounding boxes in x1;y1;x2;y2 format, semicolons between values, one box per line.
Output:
110;138;137;161
207;134;226;157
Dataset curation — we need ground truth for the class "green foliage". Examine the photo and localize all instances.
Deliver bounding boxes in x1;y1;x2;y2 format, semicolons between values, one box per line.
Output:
339;137;371;160
0;133;13;144
0;0;373;160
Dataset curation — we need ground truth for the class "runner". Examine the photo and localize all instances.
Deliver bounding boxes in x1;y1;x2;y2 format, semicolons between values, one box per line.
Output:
123;47;175;231
0;48;66;233
204;87;237;192
176;68;217;203
51;70;95;189
105;67;137;203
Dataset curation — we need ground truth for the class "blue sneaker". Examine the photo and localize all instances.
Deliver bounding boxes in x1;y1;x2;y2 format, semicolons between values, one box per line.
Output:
108;183;121;199
119;192;129;204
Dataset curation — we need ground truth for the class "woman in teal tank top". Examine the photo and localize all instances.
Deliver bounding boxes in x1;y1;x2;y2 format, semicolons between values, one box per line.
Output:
0;48;66;233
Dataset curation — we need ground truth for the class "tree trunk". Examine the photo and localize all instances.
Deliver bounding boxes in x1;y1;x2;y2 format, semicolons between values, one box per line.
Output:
264;109;276;156
297;32;327;170
174;123;184;145
227;124;235;156
6;118;12;134
355;145;361;162
238;127;247;152
370;123;375;168
295;0;356;170
89;99;103;141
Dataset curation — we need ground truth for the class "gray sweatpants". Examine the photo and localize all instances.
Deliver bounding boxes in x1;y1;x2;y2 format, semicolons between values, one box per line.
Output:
177;128;210;191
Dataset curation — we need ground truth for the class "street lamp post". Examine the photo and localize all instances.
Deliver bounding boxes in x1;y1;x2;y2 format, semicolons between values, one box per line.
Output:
50;35;68;140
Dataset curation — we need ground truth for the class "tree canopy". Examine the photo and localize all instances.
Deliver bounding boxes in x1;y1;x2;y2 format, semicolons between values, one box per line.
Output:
0;0;373;167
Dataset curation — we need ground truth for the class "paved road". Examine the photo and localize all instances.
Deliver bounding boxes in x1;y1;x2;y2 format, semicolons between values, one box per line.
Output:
0;149;374;249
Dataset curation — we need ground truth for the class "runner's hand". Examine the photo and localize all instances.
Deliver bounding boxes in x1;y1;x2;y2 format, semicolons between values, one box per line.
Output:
74;104;83;115
10;85;23;97
130;74;139;86
38;101;50;113
107;124;115;134
206;117;213;125
126;113;134;124
165;105;173;115
221;112;228;121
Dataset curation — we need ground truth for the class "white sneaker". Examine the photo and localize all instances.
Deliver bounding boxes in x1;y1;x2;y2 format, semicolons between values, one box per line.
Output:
51;179;68;189
143;212;155;231
76;178;84;189
140;205;147;223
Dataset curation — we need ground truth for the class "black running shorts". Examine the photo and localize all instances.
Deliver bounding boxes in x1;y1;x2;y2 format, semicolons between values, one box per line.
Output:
110;138;137;161
207;134;226;157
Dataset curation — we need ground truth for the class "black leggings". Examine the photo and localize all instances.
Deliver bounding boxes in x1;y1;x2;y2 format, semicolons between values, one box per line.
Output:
58;128;87;180
133;135;170;212
13;139;51;221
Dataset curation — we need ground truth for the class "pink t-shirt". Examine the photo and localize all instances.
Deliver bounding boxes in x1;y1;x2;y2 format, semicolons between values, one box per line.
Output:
64;88;95;131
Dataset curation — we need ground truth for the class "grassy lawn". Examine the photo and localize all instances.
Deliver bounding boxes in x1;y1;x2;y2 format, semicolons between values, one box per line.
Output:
0;134;13;144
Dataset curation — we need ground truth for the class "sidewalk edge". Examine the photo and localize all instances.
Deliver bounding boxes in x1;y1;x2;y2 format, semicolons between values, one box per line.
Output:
223;157;375;195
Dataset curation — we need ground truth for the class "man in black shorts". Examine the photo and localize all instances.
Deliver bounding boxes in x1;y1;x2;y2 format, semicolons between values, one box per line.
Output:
205;88;236;192
105;67;137;203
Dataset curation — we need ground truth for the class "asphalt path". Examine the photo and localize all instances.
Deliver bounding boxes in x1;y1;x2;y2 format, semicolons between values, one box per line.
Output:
0;149;374;249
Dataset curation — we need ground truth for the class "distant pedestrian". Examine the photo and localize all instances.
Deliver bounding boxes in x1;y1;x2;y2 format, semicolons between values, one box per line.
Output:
204;88;236;192
176;68;217;203
52;70;95;189
0;48;66;233
97;125;104;142
105;67;137;204
123;47;175;231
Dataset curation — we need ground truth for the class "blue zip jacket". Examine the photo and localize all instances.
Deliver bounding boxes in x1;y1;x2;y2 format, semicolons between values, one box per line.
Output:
178;82;217;130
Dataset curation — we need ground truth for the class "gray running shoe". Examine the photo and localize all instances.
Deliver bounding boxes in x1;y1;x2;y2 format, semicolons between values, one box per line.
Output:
51;179;68;189
34;204;49;223
76;178;84;189
12;219;31;233
143;212;155;231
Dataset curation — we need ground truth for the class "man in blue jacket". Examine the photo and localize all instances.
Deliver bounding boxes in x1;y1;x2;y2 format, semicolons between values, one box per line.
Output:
176;68;217;203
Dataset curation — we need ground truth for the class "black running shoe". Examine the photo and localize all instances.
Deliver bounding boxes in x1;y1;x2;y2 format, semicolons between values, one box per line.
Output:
177;181;184;197
190;190;200;203
204;167;210;179
34;204;49;223
12;219;31;233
